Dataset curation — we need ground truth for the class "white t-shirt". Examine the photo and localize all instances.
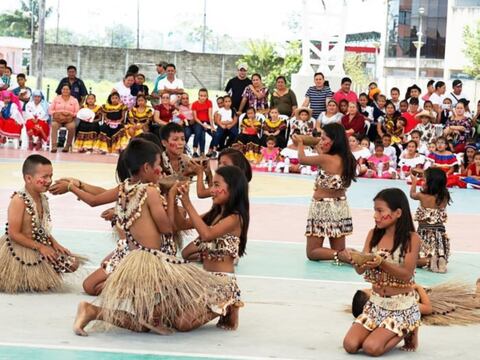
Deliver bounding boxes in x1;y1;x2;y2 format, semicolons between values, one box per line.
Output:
352;147;371;161
217;108;234;124
158;77;184;103
25;101;48;121
317;112;342;126
383;145;397;167
446;91;469;106
113;81;136;109
429;92;444;107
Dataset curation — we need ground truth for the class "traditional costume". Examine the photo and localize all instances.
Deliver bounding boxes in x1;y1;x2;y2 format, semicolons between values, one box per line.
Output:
24;90;50;150
261;117;287;148
415;207;449;273
0;91;24;141
235;116;261;162
94;103;128;154
74;106;101;152
0;190;80;293
356;247;421;337
161;151;191;177
125;106;153;138
305;169;353;238
97;180;238;331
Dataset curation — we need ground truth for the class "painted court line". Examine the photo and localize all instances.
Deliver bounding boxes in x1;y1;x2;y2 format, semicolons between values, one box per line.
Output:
0;342;296;360
80;264;365;286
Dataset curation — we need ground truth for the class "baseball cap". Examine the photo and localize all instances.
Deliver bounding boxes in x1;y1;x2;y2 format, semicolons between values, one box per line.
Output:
452;79;462;87
237;63;248;71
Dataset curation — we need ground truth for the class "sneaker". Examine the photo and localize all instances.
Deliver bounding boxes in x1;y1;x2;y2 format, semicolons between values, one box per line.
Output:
207;150;217;159
192;152;200;158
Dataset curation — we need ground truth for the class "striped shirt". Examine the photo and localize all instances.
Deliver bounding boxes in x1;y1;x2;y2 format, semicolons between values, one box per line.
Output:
305;86;333;119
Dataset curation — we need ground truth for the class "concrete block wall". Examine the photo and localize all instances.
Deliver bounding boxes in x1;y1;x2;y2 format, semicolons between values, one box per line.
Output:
31;44;242;90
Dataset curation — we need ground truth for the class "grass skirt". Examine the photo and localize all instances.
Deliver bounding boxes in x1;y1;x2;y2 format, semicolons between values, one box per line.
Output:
98;250;232;330
305;197;353;238
423;282;480;326
355;291;421;337
0;234;63;292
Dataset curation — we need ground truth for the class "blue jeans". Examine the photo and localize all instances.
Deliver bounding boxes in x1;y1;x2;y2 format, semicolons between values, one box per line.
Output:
184;125;194;143
193;123;214;154
212;126;238;150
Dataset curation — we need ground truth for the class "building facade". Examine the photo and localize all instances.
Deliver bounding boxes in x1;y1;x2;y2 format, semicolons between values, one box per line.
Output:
383;0;480;79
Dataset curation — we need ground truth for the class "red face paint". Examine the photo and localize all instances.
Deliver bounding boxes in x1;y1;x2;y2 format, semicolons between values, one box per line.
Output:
380;215;392;221
36;179;46;186
154;168;161;176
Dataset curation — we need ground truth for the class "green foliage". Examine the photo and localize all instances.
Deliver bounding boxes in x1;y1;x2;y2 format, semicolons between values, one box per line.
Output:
105;24;136;48
239;40;301;89
343;53;368;87
463;21;480;77
0;0;52;41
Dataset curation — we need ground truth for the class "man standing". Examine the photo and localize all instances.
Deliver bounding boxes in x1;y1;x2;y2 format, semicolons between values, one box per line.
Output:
151;62;167;103
225;63;252;114
157;63;184;104
55;65;87;106
332;77;358;105
446;79;469;106
422;79;435;102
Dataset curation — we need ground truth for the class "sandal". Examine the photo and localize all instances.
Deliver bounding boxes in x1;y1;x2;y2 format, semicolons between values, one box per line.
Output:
50;148;57;153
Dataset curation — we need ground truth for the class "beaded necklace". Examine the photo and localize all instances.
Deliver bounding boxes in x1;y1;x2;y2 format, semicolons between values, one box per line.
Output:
4;190;51;266
161;151;188;176
115;180;181;262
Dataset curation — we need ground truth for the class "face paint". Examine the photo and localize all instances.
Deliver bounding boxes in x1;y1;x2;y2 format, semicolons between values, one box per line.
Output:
154;168;161;176
36;178;47;186
380;215;392;221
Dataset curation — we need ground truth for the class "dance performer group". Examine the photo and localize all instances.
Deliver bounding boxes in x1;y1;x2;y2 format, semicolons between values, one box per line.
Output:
0;122;479;357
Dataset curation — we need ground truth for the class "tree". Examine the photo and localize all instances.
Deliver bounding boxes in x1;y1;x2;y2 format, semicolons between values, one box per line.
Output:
463;21;480;77
343;53;368;87
105;24;135;48
0;0;52;42
239;40;301;88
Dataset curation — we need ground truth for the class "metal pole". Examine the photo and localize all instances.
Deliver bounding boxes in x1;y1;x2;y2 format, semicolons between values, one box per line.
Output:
415;7;424;83
55;0;60;44
136;0;140;49
36;0;46;90
202;0;206;52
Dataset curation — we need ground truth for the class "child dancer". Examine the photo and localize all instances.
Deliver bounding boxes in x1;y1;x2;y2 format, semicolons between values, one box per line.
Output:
24;90;49;150
410;168;451;273
0;155;80;293
235;107;262;162
74;94;101;153
125;94;153;139
294;123;356;262
261;107;287;148
73;141;236;336
178;165;249;329
195;148;252;199
0;90;24;144
352;280;480;326
159;122;192;176
343;188;421;355
94;92;128;154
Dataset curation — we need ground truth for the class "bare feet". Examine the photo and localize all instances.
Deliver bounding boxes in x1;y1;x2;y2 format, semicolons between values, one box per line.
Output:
217;305;239;331
73;301;97;336
437;257;447;273
138;320;174;335
401;328;418;352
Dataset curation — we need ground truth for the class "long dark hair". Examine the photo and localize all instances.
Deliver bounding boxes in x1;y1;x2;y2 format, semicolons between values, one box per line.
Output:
117;138;161;179
202;166;249;257
218;148;252;182
422;168;452;206
370;188;415;257
321;123;356;187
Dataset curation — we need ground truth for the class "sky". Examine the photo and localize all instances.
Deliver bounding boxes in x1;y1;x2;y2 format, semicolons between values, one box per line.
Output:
1;0;384;47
